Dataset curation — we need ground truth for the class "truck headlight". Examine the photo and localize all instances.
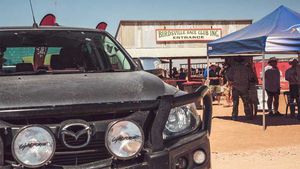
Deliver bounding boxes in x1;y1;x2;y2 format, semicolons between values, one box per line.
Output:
163;104;200;140
12;125;56;168
105;120;144;160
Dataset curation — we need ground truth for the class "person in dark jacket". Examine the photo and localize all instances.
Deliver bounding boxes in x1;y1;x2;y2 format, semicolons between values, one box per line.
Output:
285;58;299;118
247;60;259;117
265;57;282;116
226;57;253;120
177;68;187;90
171;67;179;78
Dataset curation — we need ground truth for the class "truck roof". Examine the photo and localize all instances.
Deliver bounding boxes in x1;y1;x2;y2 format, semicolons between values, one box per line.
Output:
0;26;104;33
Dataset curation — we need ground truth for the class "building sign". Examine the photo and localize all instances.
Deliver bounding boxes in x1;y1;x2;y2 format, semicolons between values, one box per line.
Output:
156;29;222;42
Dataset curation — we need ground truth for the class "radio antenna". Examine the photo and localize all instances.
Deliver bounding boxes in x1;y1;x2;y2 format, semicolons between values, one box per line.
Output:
29;0;38;28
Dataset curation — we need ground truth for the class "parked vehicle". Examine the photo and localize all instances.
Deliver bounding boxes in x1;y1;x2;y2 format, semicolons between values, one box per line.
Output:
0;26;212;169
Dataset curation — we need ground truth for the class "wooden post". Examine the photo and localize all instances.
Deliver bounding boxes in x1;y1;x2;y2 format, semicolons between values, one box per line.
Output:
187;58;191;81
206;55;210;85
169;59;172;78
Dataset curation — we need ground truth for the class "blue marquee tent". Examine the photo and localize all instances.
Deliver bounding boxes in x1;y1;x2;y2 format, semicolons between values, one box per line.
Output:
207;6;300;129
208;5;300;56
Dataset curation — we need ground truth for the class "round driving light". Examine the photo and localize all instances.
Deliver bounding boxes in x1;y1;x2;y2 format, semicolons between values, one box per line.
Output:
12;125;56;168
105;120;144;160
176;157;188;169
193;150;206;164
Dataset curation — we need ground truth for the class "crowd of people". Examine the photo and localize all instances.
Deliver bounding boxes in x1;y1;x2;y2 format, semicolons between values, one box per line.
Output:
170;67;187;90
148;56;300;122
204;57;300;121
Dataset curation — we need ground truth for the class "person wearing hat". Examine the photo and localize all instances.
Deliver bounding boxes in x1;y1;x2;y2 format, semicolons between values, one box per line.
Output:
208;63;222;105
171;67;179;78
177;67;187;90
265;57;282;116
226;57;254;120
285;58;300;118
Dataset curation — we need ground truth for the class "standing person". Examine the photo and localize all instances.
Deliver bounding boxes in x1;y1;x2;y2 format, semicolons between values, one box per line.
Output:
223;82;233;107
177;68;187;90
247;60;259;117
220;62;232;107
285;58;299;118
220;63;229;85
226;57;253;120
216;64;221;77
171;67;179;78
265;57;282;116
203;66;209;79
209;64;222;105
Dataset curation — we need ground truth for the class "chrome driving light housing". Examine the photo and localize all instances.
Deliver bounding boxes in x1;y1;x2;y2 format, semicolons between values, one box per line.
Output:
12;125;56;168
163;103;200;139
105;120;144;160
193;149;206;165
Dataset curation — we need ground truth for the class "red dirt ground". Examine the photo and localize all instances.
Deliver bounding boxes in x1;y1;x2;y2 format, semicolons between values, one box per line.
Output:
208;95;300;169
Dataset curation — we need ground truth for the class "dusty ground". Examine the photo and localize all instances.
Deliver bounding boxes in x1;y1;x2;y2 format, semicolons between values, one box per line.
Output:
209;95;300;169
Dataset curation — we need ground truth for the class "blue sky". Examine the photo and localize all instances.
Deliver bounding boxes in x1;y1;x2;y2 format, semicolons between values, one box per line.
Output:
0;0;299;35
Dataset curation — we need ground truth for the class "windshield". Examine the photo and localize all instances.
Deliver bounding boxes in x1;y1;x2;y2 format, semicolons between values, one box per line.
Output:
0;29;133;76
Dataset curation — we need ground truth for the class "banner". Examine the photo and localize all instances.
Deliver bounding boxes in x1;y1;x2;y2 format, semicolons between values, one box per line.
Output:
257;86;268;111
156;29;222;42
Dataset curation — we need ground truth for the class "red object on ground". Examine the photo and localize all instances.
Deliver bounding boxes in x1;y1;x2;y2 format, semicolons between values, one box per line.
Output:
183;81;203;86
96;22;108;31
39;14;57;26
254;61;290;90
164;79;187;83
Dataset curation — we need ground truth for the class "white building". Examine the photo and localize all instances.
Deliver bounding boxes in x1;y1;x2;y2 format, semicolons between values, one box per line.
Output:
115;20;252;78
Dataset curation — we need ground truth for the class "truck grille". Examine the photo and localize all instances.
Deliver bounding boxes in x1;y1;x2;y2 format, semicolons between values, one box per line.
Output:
52;134;111;165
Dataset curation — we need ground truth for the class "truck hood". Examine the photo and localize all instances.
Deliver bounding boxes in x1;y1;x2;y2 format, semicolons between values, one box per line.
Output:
0;71;179;109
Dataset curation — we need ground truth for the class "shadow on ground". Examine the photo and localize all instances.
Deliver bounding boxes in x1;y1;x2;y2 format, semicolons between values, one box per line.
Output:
213;114;300;127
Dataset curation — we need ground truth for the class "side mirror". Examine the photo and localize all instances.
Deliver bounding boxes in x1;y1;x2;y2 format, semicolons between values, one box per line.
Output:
145;69;164;77
133;58;164;77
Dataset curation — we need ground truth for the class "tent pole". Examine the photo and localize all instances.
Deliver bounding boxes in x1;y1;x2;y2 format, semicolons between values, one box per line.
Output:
187;58;191;81
169;59;172;78
262;53;266;130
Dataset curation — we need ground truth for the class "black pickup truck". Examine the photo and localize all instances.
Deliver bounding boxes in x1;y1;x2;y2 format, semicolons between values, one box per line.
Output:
0;26;212;169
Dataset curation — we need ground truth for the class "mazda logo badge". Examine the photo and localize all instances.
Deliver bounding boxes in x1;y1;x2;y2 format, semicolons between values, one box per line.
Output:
60;122;92;149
